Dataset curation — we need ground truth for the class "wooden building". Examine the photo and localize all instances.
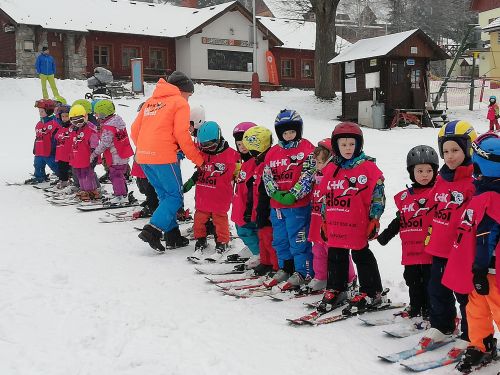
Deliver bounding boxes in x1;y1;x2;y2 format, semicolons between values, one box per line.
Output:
329;29;449;128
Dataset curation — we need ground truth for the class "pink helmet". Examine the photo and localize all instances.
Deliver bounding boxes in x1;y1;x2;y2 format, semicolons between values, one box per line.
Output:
233;122;257;139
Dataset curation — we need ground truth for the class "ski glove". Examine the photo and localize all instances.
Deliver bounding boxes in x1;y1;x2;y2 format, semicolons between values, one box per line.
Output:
183;178;195;193
366;219;380;240
271;190;296;206
472;265;489;295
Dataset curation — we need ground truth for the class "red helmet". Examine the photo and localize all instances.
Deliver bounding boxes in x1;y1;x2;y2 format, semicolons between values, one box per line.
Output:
35;99;56;110
318;138;332;152
331;122;364;157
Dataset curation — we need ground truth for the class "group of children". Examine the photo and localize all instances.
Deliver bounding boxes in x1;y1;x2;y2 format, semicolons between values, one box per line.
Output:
179;108;499;372
28;97;134;204
29;97;500;372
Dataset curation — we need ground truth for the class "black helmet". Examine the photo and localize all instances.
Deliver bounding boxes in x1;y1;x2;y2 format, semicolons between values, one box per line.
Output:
406;145;439;169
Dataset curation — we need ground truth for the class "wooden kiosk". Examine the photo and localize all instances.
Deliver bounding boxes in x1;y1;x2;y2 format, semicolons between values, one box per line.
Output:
329;29;449;128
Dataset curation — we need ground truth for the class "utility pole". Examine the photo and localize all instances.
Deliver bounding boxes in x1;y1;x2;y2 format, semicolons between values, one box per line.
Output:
250;0;261;98
469;52;478;111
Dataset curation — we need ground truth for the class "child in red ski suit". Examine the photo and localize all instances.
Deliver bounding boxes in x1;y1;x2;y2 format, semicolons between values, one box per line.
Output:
316;122;386;314
242;126;279;276
417;120;478;355
486;96;499;132
185;121;240;262
377;145;439;320
308;139;356;292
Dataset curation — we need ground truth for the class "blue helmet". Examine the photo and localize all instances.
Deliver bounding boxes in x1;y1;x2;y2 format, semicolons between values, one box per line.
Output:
274;109;303;142
197;121;222;152
489;95;496;102
472;133;500;177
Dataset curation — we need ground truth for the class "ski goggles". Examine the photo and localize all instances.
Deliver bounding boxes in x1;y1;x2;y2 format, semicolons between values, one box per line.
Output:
70;115;86;126
472;132;500;162
199;140;219;152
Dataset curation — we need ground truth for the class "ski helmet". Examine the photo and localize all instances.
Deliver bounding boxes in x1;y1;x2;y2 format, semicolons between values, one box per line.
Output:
69;104;87;126
274;109;303;142
318;138;333;152
56;104;71;119
72;99;92;115
472;132;500;177
35;99;56;116
242;126;273;155
233;122;257;140
197;121;222;152
437;120;477;158
190;105;206;130
93;99;115;119
489;95;496;103
406;145;439;169
331;122;364;157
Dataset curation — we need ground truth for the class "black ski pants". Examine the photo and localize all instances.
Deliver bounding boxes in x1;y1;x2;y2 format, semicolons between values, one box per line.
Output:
403;264;431;317
136;177;159;211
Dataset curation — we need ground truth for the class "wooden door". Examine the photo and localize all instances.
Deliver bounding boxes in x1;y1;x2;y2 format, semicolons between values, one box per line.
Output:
46;32;65;78
409;61;427;109
389;60;411;109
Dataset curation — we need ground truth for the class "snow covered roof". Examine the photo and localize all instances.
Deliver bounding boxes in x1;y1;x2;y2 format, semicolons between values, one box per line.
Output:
329;29;419;64
483;17;500;32
260;0;305;19
0;0;238;38
258;17;351;52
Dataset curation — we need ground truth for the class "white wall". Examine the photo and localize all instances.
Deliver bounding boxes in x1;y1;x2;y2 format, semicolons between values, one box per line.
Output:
175;37;192;77
181;10;269;82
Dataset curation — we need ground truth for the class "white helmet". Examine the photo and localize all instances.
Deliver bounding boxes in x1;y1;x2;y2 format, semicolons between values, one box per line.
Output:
190;104;205;129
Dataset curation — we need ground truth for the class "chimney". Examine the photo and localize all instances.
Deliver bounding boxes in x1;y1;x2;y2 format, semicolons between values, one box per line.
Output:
180;0;198;8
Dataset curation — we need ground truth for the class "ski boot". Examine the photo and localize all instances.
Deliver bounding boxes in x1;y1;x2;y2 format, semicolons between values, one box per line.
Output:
279;272;310;292
138;224;165;253
342;290;386;315
24;176;47;185
163;227;190;249
317;289;348;313
251;263;274;276
98;172;110;184
263;259;294;288
205;242;230;263
106;195;128;206
456;336;497;373
304;278;327;292
190;237;208;260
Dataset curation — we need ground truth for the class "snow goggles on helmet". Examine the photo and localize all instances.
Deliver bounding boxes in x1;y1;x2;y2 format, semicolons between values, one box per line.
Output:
472;132;500;162
199;140;219;152
70;115;86;126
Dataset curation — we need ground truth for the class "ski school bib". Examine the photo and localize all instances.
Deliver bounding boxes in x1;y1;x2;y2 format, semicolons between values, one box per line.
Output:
424;174;475;258
195;147;239;214
70;125;97;168
101;125;134;165
394;187;434;265
34;119;58;157
250;162;266;223
321;160;382;250
231;158;257;226
54;126;73;162
308;171;327;244
442;192;500;294
265;139;315;209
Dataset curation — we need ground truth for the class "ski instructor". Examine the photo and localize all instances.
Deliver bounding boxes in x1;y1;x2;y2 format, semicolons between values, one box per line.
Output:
131;71;203;252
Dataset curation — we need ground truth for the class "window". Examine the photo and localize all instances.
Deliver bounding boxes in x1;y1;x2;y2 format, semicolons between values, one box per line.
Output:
23;40;34;52
207;49;253;71
281;59;295;78
302;59;314;79
149;48;166;70
122;46;140;68
411;69;421;89
94;45;110;67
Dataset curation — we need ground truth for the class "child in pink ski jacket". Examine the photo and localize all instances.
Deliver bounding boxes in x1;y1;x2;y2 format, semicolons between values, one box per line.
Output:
377;145;439;319
486;96;499;132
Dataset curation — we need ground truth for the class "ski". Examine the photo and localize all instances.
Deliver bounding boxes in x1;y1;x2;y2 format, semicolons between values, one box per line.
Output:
358;310;408;326
402;348;499;373
77;202;140;212
195;263;245;275
378;337;456;363
215;281;264;291
269;289;323;302
383;320;430;338
304;302;406;326
204;274;259;284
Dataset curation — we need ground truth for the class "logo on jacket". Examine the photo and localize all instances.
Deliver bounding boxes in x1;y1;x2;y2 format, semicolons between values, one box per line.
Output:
285;152;305;171
210;163;227;177
144;102;166;117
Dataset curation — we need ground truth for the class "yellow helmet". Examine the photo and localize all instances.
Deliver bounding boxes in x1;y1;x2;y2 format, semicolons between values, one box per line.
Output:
69;104;87;119
242;126;273;154
437;120;477;158
72;99;92;115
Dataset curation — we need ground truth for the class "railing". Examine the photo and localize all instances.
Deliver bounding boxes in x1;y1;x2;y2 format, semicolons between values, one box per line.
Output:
0;62;17;77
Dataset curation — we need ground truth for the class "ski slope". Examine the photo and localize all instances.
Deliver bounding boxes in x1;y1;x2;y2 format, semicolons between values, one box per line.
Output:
0;78;497;375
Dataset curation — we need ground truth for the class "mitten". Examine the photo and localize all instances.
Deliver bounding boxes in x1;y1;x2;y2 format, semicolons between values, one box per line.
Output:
280;192;296;206
472;265;489;295
366;219;380;240
183;178;195;193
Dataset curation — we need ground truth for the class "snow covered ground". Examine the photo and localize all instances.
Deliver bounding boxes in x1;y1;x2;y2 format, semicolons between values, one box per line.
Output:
0;78;497;375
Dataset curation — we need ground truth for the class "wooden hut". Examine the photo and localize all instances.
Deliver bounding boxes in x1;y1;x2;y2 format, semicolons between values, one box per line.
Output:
329;29;449;128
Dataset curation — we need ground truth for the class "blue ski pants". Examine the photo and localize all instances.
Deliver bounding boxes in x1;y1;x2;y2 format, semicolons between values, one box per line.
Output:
270;205;313;278
34;155;58;181
236;223;260;255
141;163;183;233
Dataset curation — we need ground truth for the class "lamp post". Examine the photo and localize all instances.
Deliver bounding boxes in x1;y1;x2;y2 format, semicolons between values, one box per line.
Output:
250;0;261;99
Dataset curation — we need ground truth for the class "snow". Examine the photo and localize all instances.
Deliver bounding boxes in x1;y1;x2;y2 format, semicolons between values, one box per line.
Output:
483;17;500;32
258;17;352;52
259;0;305;19
329;29;419;64
0;0;236;38
0;77;498;375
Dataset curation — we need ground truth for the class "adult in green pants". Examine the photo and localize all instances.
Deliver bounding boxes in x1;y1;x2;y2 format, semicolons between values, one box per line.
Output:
35;47;61;99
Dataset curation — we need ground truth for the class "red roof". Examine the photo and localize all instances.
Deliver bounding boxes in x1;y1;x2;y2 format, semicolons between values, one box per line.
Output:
470;0;500;12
